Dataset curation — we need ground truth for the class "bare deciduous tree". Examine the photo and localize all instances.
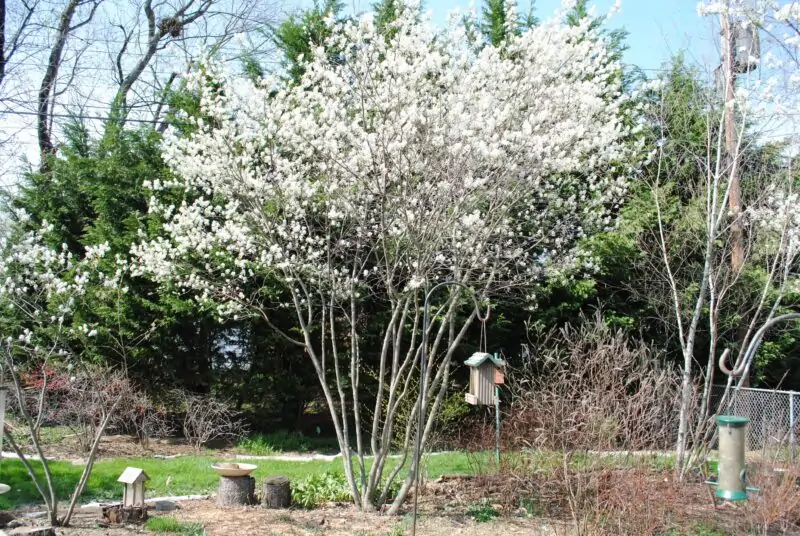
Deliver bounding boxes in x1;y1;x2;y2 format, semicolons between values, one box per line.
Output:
643;55;800;476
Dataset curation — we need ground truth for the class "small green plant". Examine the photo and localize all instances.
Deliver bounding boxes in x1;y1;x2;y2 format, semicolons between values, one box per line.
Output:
146;516;204;535
466;499;500;522
657;522;727;536
689;523;727;536
386;524;406;536
292;471;351;508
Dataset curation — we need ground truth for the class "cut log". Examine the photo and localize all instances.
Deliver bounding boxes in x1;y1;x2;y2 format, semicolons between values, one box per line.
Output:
262;476;291;508
217;475;255;507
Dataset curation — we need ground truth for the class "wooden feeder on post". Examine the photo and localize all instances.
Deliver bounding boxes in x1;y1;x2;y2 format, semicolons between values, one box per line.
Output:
118;467;149;507
464;352;505;406
464;352;505;463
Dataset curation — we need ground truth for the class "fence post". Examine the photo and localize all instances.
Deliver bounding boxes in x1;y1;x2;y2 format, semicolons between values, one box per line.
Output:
791;393;796;464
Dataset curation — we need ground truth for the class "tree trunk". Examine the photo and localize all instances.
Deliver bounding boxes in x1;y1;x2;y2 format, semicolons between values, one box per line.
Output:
217;476;255;507
675;361;694;478
262;476;291;508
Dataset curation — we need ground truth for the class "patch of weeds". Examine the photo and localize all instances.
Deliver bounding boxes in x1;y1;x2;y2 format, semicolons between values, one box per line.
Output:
466;499;500;522
237;434;280;455
146;516;204;535
657;522;727;536
385;525;406;536
11;425;72;446
688;522;728;536
293;471;351;508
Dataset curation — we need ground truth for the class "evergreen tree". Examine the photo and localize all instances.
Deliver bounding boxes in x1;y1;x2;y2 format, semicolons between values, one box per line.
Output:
273;0;345;84
479;0;538;48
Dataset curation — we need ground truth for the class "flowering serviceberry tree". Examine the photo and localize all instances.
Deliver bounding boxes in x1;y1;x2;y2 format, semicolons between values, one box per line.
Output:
0;214;133;526
134;2;638;511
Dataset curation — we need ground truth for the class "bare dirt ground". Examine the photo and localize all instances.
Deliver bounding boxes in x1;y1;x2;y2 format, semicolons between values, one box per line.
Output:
12;476;563;536
11;502;557;536
168;500;556;536
11;472;729;536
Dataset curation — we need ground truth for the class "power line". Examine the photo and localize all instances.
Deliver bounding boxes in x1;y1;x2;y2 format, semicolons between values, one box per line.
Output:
0;109;173;125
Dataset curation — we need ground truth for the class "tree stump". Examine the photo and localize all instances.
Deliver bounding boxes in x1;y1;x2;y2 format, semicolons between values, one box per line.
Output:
262;476;291;508
217;475;255;507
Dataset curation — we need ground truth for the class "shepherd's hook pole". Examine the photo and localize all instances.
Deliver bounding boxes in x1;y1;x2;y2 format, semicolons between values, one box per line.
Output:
411;281;489;536
494;381;501;465
719;313;800;379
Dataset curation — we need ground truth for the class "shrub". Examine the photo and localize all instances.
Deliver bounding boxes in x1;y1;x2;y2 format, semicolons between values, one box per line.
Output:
174;391;247;449
504;312;682;452
237;430;335;455
292;471;351;508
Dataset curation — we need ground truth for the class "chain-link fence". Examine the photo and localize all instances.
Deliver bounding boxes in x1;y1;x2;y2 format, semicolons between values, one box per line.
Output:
712;385;799;459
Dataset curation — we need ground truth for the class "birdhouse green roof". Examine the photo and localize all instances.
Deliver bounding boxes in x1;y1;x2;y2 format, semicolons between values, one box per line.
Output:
464;352;506;368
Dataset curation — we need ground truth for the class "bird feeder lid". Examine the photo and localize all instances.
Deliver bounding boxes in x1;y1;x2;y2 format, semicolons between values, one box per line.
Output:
117;467;150;484
716;415;749;428
464;352;505;368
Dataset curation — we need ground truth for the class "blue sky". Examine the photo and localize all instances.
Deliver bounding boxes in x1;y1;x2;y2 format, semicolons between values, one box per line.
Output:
295;0;723;73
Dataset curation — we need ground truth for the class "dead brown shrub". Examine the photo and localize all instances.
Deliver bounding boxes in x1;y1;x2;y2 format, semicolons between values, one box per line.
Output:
505;312;682;452
457;314;712;535
743;463;800;535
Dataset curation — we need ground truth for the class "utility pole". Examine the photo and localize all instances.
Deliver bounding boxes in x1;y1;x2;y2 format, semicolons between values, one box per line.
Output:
721;3;745;273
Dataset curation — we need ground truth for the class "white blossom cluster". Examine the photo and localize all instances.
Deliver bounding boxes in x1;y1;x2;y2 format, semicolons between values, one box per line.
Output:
0;218;118;358
750;189;800;293
133;4;639;312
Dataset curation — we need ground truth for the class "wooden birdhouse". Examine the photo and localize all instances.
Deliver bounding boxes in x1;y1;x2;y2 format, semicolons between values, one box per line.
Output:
464;352;505;405
117;467;149;507
732;23;759;73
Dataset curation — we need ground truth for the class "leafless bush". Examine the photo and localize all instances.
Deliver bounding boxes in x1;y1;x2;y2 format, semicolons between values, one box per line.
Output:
175;391;246;449
466;313;710;536
112;390;175;449
743;458;800;535
2;360;132;525
505;312;684;452
56;368;136;453
6;364;135;453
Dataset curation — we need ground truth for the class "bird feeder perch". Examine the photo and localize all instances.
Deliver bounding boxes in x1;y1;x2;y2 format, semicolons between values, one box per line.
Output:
117;467;149;507
464;352;505;406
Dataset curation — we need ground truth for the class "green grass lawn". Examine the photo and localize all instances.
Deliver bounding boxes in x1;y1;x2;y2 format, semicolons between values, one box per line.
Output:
0;449;674;510
0;451;479;510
